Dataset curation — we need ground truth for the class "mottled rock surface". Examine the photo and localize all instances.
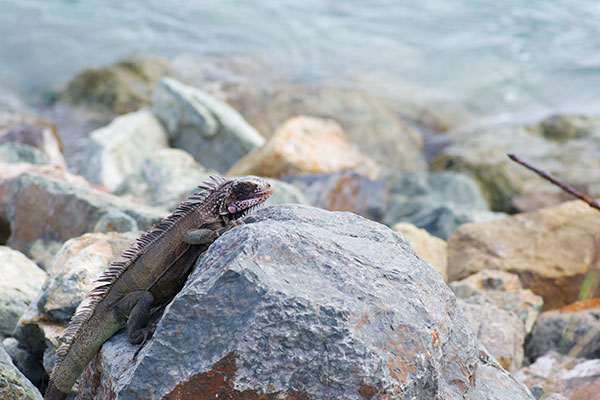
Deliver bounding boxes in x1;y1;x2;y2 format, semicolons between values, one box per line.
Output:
80;205;533;400
228;116;380;180
526;299;600;361
447;200;600;310
0;172;164;269
152;77;265;173
393;222;448;281
76;110;169;190
516;352;600;400
0;247;47;338
450;270;543;334
383;170;503;239
0;343;42;400
282;172;388;222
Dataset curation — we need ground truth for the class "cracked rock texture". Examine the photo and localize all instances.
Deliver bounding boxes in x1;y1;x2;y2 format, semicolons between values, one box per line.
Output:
79;205;533;400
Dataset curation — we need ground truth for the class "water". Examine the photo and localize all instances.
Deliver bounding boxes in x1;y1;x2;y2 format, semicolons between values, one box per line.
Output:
1;0;600;122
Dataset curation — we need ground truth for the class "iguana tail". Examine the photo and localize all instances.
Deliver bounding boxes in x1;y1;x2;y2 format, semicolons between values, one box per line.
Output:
44;306;123;399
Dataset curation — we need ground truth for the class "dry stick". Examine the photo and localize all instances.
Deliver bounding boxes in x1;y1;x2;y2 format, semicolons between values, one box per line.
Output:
507;153;600;212
509;153;600;362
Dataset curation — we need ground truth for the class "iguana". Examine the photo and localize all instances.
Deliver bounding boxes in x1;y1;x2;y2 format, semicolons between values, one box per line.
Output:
44;175;274;400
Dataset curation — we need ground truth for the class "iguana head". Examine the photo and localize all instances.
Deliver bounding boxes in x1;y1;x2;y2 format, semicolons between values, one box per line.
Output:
200;175;274;222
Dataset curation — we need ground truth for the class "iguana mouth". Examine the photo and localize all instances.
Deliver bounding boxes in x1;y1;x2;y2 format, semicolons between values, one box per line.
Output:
228;186;274;218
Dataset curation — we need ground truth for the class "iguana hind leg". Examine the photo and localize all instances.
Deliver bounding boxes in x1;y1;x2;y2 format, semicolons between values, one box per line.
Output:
115;290;154;344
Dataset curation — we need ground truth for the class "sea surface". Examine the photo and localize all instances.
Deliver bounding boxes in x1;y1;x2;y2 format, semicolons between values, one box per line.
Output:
1;0;600;122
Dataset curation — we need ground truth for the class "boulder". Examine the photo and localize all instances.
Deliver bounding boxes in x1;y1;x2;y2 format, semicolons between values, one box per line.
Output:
228;116;380;180
383;170;504;239
0;343;42;400
76;110;169;190
59;55;172;115
282;172;388;222
526;298;600;361
79;205;533;399
222;85;426;171
13;232;137;377
0;112;66;168
0;247;47;338
447;200;600;310
434;114;600;211
0;172;165;269
2;337;47;392
457;296;525;373
450;270;543;334
114;148;215;209
152;77;265;173
393;222;448;281
516;352;600;400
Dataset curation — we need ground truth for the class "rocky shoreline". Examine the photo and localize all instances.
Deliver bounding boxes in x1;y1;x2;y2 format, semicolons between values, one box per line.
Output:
1;56;599;399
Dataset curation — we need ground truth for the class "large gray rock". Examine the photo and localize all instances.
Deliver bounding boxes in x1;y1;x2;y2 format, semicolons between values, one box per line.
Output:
76;110;169;190
0;343;42;400
0;247;47;338
0;143;49;164
152;77;265;173
0;172;165;270
383;170;504;239
79;205;533;399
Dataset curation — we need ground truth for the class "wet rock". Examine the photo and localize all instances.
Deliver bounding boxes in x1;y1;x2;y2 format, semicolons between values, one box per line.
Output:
282;171;388;222
526;299;600;362
450;270;543;334
114;148;215;209
228;116;380;180
516;352;600;400
393;222;448;281
14;232;137;377
152;77;265;173
0;172;165;269
80;205;533;400
0;112;66;168
0;247;47;338
59;55;172;115
0;342;42;400
222;85;426;171
383;170;504;239
76;110;169;190
458;295;525;373
434;115;600;211
447;200;600;310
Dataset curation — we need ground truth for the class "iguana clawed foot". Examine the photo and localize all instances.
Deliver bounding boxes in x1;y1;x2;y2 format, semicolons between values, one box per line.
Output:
183;220;245;245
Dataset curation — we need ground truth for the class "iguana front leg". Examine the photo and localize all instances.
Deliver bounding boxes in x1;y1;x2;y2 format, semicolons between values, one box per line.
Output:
182;220;244;245
115;290;154;344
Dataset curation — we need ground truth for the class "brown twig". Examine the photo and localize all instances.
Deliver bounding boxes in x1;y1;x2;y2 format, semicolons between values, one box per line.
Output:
507;153;600;212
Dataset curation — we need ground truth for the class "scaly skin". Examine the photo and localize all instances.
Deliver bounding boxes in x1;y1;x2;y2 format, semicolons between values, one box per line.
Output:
44;176;273;400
